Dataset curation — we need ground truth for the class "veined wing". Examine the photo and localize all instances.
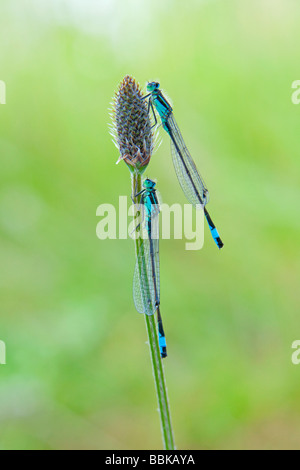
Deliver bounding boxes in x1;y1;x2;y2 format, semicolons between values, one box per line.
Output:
133;215;160;316
166;115;209;208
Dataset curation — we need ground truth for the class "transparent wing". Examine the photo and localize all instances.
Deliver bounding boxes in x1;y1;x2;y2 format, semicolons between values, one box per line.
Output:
167;115;209;208
133;213;160;316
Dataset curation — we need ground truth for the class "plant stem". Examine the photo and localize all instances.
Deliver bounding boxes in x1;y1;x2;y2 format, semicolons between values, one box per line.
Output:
132;171;175;450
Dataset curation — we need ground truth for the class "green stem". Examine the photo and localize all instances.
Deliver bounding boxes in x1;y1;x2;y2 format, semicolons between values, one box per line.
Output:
132;171;175;450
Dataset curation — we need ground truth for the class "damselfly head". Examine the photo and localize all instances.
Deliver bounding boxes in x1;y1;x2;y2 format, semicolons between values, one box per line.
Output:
147;82;160;92
143;178;156;190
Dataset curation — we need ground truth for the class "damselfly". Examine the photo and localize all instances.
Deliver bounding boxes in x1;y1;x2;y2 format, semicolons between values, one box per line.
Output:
133;178;167;359
144;82;224;250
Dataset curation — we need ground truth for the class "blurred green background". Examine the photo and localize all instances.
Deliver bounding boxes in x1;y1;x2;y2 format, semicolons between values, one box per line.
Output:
1;0;300;450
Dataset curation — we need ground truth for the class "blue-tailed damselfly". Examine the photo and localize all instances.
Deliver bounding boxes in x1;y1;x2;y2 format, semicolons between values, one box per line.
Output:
133;178;167;359
144;82;224;250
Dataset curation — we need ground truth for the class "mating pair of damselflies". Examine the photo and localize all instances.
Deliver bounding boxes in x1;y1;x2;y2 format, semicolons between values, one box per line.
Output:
134;82;224;358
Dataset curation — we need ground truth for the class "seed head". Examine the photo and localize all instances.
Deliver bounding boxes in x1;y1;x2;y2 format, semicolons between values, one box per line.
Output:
110;75;154;172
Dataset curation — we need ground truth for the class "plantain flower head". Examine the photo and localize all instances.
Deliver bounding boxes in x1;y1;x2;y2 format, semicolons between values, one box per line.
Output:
110;75;154;172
